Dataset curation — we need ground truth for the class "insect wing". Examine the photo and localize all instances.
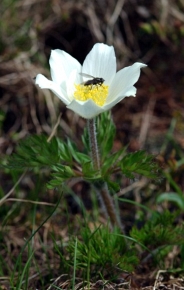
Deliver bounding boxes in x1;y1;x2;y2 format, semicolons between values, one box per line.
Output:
79;72;94;79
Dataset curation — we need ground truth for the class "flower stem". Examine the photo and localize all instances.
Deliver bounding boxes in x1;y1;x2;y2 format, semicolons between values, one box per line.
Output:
87;118;124;233
87;119;100;171
97;182;123;231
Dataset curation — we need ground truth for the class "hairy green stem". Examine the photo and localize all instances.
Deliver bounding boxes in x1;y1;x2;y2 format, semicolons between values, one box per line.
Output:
87;119;100;171
87;118;124;232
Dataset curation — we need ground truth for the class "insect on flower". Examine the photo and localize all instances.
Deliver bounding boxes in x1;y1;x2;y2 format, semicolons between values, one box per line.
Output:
79;73;105;87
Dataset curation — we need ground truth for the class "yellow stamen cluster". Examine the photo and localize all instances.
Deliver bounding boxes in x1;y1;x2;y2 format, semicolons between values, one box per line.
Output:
74;84;109;106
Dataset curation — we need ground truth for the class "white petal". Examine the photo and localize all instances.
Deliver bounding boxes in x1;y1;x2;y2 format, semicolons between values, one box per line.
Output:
103;86;137;112
82;43;116;85
107;62;147;103
123;86;137;97
49;49;81;86
67;99;106;119
35;74;70;105
66;69;78;101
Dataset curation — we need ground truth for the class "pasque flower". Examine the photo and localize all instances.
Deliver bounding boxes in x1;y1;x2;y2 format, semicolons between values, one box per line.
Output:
36;43;146;119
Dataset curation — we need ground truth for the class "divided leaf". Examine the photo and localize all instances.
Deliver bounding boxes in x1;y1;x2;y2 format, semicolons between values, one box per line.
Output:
118;151;159;179
97;111;116;160
5;135;60;170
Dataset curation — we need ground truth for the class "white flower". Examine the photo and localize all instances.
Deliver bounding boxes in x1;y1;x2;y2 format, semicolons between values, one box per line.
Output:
35;43;147;119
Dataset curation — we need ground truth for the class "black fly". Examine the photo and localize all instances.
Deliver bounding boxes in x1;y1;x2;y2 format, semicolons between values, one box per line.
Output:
79;73;104;86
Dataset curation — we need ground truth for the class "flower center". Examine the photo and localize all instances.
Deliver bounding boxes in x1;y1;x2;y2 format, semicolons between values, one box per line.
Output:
74;84;109;106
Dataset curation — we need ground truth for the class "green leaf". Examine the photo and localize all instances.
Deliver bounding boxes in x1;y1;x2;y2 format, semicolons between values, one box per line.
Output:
51;164;75;176
48;164;76;188
5;135;60;170
4;134;91;171
164;172;183;196
130;210;184;250
117;197;154;213
57;139;73;163
82;162;101;180
105;179;120;192
118;151;159;179
81;161;93;175
157;192;184;210
96;111;116;160
66;138;91;165
47;177;65;188
101;147;126;175
73;152;91;164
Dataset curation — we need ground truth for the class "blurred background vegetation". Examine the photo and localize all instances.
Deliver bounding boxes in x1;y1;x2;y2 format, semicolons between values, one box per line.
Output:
0;0;184;289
